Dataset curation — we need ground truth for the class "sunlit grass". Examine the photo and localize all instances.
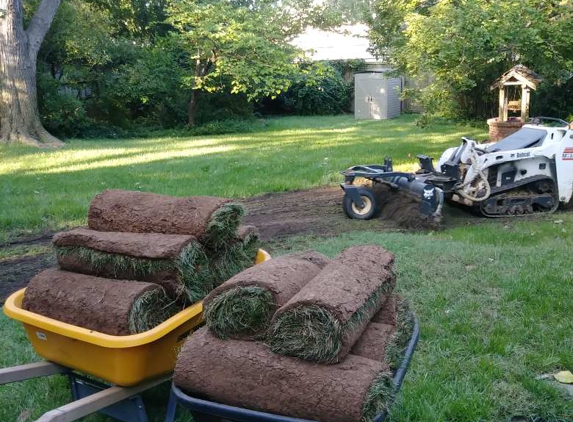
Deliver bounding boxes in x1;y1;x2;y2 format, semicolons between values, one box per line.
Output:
0;115;485;241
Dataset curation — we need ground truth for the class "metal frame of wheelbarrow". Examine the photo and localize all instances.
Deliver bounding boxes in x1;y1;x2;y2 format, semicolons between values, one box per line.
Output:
164;317;420;422
0;362;169;422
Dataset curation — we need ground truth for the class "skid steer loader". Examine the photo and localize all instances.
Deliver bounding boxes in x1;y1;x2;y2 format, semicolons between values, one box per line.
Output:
341;117;573;221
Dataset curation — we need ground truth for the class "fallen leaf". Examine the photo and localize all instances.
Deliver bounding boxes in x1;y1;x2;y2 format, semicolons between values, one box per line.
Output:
554;219;564;224
17;409;32;422
554;370;573;384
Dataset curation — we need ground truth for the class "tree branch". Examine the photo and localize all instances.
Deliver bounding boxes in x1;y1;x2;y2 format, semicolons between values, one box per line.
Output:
26;0;61;57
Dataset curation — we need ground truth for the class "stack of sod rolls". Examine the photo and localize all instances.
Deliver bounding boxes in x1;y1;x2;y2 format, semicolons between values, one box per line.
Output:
174;245;416;422
22;190;260;336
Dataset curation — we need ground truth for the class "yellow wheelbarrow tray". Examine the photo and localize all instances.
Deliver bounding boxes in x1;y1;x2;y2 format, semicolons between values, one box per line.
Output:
3;248;271;387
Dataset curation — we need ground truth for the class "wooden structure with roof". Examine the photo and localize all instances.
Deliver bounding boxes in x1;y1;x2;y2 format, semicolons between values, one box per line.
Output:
490;65;542;122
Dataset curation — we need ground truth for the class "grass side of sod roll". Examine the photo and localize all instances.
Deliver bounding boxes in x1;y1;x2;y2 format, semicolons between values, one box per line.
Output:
128;288;179;333
205;203;245;250
361;372;397;422
55;242;212;303
205;286;275;339
269;281;394;363
385;298;416;370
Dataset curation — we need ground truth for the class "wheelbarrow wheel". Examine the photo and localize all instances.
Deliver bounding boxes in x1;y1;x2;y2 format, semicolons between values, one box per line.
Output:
343;190;377;220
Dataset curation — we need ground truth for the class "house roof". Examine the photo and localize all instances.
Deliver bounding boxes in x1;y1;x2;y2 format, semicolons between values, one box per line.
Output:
490;65;543;91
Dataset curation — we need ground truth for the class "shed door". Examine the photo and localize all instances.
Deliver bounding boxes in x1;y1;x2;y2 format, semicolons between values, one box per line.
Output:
354;76;371;119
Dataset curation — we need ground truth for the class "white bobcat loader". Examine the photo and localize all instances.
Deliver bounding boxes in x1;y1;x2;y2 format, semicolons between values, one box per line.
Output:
341;117;573;221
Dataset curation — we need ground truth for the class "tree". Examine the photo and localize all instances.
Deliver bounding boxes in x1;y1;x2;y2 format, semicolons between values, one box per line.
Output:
368;0;573;120
168;0;318;126
0;0;63;146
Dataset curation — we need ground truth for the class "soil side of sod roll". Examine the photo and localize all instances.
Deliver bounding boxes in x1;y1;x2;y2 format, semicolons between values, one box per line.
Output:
88;190;244;247
203;251;330;339
22;268;177;335
372;294;397;326
269;245;396;363
350;322;395;362
53;229;210;302
53;228;196;259
174;327;394;422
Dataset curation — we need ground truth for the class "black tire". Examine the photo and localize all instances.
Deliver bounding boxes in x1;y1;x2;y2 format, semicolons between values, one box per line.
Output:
343;189;377;220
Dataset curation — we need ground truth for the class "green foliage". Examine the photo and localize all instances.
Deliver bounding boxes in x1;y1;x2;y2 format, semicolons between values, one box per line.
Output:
34;0;332;135
167;0;306;103
278;64;350;115
194;92;254;125
369;0;573;119
39;88;90;138
532;77;573;121
260;61;359;116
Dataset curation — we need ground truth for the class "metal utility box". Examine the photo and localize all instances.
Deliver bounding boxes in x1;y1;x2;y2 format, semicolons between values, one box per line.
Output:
354;72;402;120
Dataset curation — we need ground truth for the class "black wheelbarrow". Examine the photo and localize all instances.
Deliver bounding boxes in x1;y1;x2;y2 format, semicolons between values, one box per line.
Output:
164;317;420;422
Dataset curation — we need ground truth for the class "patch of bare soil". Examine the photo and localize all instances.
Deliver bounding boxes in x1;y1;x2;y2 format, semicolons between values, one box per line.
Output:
0;251;55;304
243;186;482;241
1;186;482;304
243;187;403;241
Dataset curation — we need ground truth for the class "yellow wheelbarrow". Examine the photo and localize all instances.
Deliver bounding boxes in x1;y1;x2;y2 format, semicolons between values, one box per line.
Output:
0;249;271;422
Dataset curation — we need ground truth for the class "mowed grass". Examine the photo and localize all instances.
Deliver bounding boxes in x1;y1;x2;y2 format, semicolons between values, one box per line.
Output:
0;115;486;242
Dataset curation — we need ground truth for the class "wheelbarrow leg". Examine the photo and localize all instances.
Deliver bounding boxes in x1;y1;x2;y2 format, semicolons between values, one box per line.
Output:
0;362;69;385
35;373;171;422
164;387;178;422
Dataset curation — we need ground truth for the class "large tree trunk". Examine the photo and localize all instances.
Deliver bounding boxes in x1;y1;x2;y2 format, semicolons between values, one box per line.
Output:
0;0;63;147
188;89;200;127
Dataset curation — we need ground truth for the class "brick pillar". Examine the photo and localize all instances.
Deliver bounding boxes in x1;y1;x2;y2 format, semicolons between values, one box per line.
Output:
487;118;524;142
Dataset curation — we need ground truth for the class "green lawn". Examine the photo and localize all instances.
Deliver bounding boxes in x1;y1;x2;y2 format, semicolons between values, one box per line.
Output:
0;114;485;242
1;115;572;421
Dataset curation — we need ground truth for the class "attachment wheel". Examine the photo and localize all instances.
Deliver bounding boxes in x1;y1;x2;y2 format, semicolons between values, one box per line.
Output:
343;189;377;220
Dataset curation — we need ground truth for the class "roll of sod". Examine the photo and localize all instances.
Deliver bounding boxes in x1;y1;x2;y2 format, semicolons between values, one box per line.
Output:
269;245;396;363
88;190;244;249
53;228;211;303
372;294;397;326
384;297;415;370
203;251;330;339
350;322;395;362
22;269;177;335
350;297;414;368
174;327;395;422
237;225;260;263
